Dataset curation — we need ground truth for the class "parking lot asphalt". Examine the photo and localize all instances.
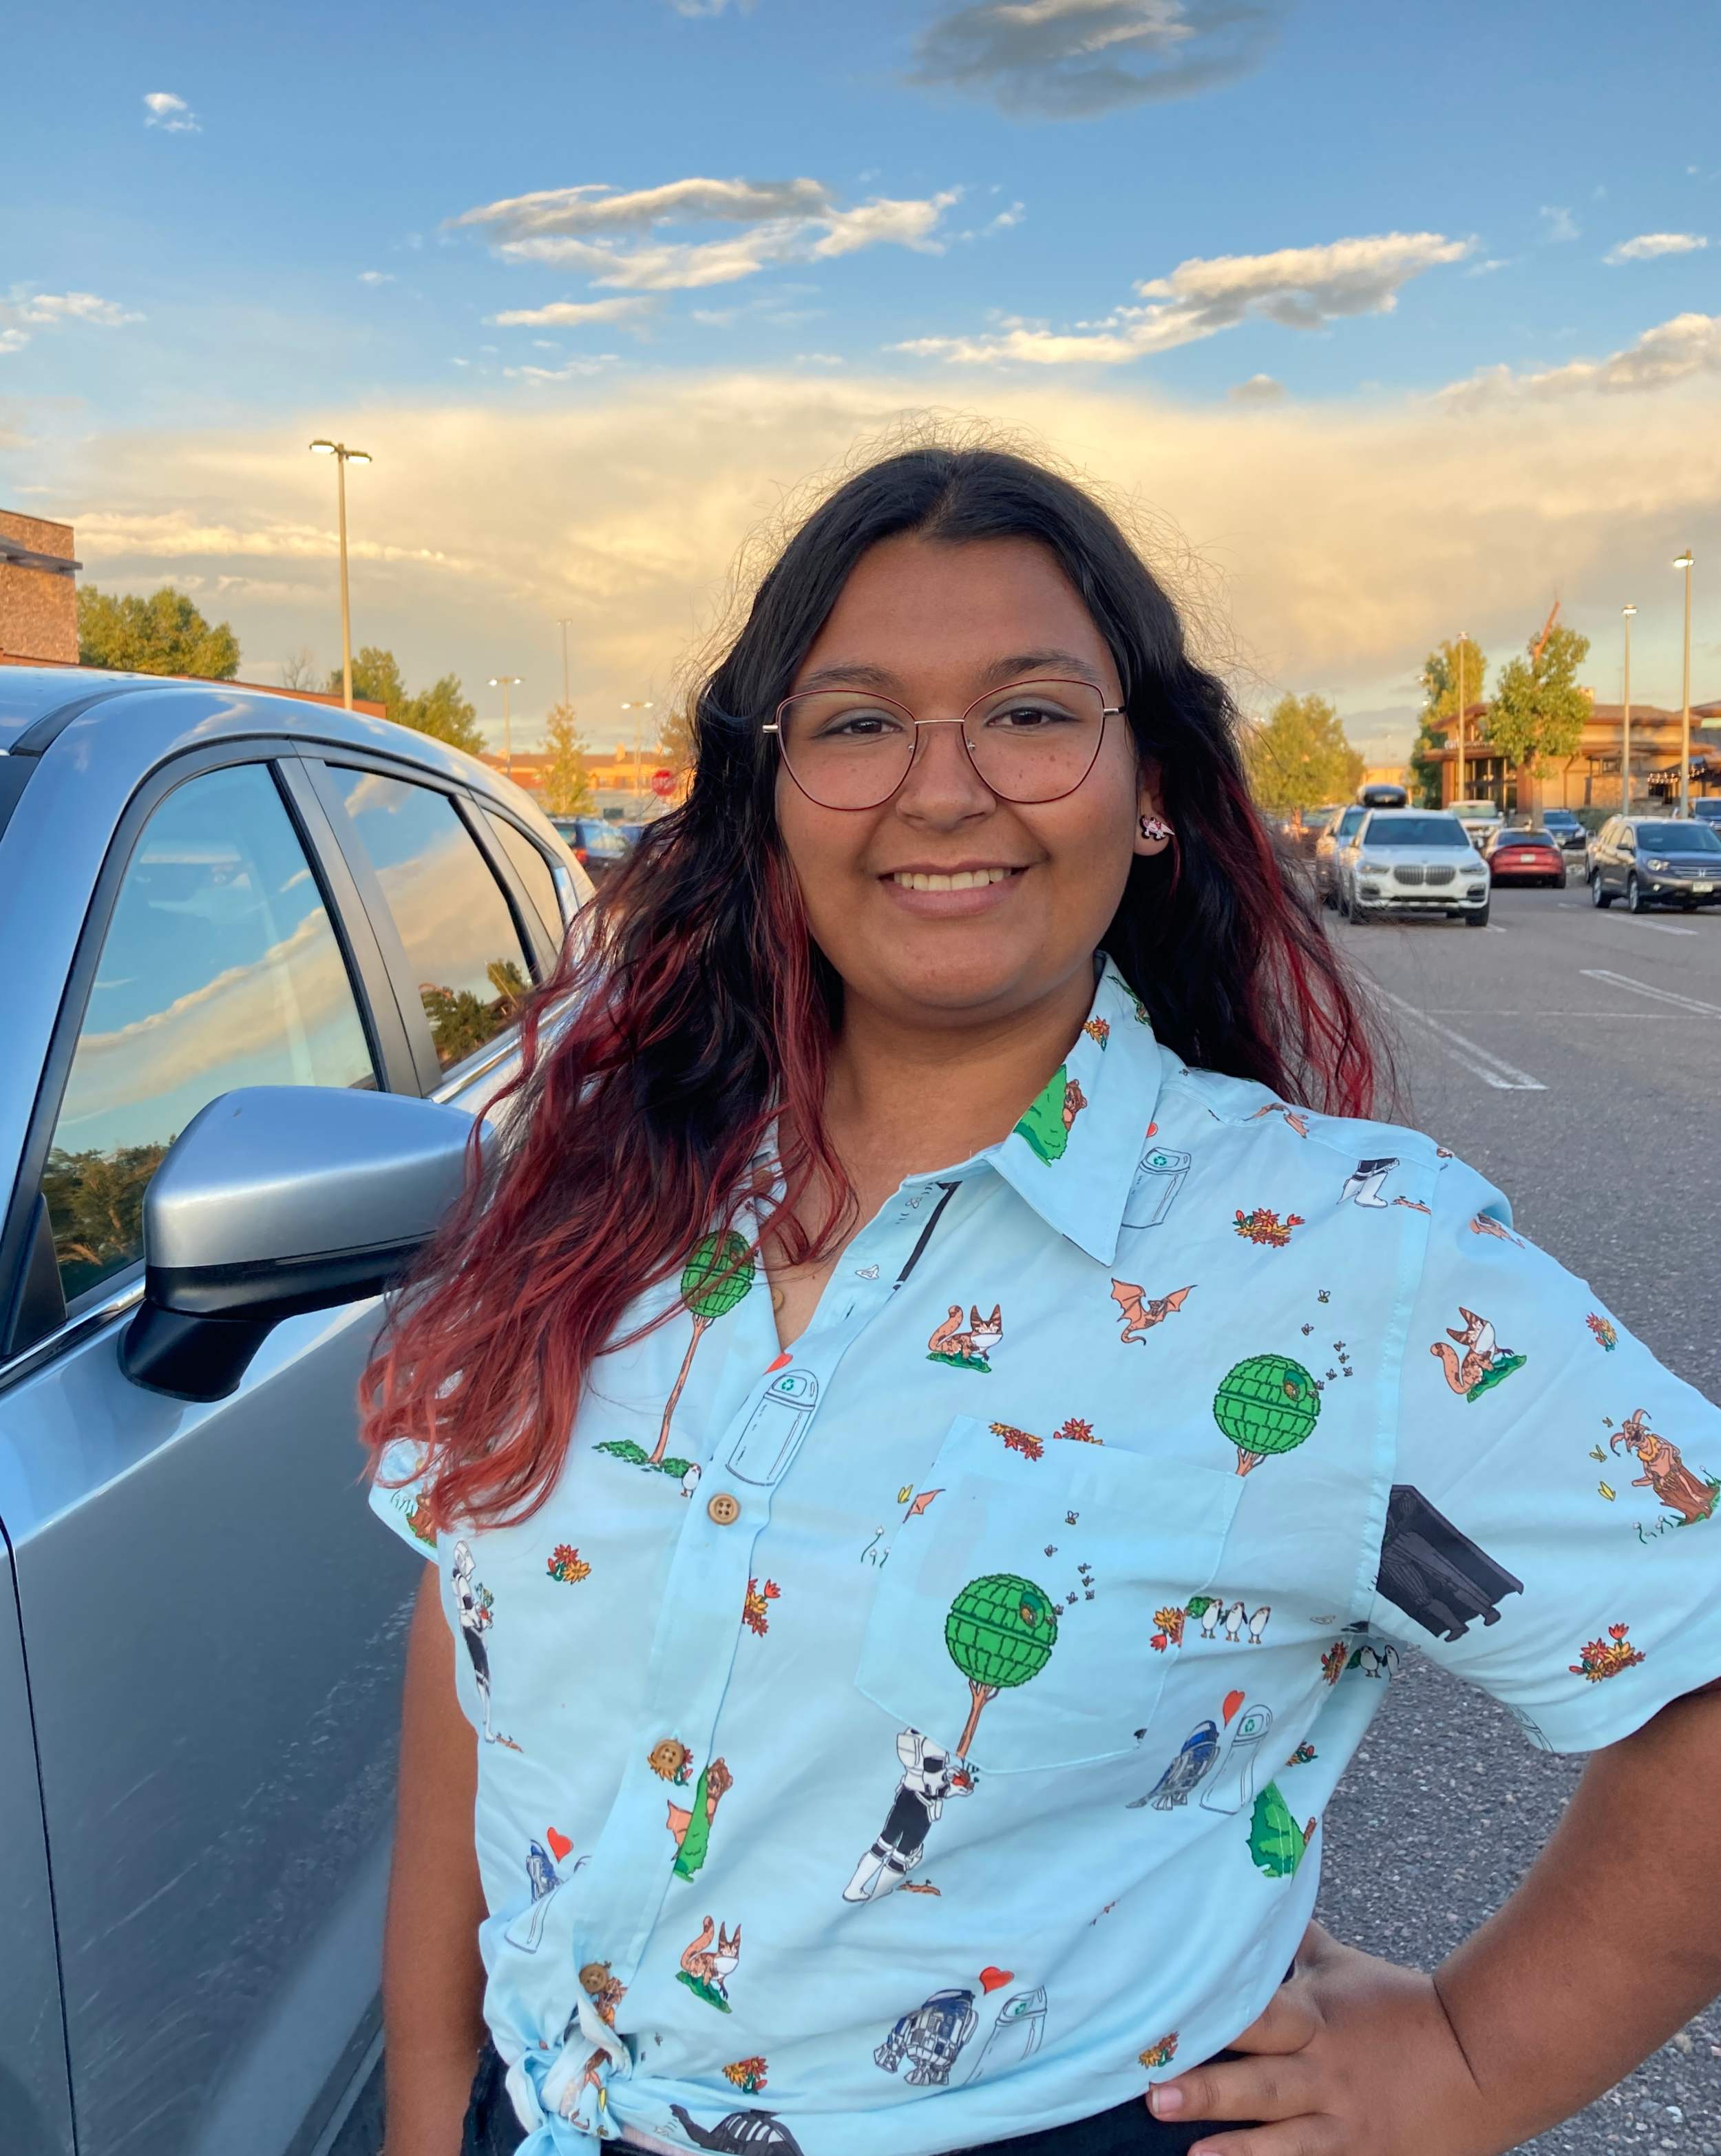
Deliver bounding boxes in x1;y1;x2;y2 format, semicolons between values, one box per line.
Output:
1314;861;1721;2154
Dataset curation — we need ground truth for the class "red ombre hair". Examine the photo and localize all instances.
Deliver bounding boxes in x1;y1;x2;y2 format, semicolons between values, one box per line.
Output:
361;442;1382;1530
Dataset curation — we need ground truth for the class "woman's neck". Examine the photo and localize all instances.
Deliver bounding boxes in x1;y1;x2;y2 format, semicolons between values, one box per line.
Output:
822;963;1097;1188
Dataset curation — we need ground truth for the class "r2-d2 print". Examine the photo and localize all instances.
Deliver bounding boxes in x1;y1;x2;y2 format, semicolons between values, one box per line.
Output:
1122;1145;1191;1230
874;1988;980;2087
725;1368;820;1485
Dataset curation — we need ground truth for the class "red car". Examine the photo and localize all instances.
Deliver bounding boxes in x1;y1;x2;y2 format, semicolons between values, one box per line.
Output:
1481;827;1567;888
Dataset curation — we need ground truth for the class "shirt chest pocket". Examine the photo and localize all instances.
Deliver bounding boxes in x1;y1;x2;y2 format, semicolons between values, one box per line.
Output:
855;1416;1244;1774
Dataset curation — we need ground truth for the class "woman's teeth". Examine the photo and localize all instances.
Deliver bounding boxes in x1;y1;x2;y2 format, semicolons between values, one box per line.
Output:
890;868;1014;892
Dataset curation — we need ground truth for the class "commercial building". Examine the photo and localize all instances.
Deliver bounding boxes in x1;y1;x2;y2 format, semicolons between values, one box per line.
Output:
0;510;80;663
1424;692;1721;814
477;743;684;819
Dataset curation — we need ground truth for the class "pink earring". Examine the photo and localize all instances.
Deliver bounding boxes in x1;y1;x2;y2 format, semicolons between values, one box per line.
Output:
1139;814;1174;844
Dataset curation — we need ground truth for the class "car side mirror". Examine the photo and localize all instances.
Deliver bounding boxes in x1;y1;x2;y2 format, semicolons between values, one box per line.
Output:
122;1086;474;1402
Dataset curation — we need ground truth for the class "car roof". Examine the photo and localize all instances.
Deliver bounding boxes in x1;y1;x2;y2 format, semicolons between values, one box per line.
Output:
0;661;549;819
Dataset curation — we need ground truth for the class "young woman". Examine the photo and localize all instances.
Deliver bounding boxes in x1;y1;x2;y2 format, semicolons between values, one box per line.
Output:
365;443;1721;2156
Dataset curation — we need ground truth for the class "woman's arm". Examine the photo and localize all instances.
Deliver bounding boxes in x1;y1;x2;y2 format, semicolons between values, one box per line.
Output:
381;1567;488;2156
1148;1681;1721;2156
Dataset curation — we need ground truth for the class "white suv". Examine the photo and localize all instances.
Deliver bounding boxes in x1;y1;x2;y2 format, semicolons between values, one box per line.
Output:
1338;808;1491;927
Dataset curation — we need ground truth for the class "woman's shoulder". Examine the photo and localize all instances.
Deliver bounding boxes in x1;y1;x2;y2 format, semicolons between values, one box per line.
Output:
1158;1061;1466;1194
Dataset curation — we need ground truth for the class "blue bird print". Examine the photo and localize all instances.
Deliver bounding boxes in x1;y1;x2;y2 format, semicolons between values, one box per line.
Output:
1128;1719;1221;1811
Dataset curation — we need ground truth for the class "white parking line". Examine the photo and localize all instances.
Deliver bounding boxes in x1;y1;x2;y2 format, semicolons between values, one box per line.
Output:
1484;923;1507;934
1579;968;1721;1018
1552;901;1698;935
1372;987;1548;1091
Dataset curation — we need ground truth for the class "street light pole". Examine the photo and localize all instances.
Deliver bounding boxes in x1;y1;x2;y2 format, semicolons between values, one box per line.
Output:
489;675;523;778
622;698;655;807
308;439;372;709
1622;605;1636;813
1674;551;1694;817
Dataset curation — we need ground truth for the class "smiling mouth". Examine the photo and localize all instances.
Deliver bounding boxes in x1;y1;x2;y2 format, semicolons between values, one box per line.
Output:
887;866;1023;892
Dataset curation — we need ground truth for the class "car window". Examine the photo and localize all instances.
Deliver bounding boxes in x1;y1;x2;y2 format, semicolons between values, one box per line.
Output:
41;763;376;1305
1362;817;1468;848
1636;821;1721;852
483;809;564;941
1337;807;1365;839
327;768;533;1072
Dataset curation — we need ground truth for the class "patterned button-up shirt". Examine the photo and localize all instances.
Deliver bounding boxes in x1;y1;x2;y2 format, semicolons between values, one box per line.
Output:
373;958;1721;2156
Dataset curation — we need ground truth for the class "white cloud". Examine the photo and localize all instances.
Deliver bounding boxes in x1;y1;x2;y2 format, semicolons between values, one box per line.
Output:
665;0;754;13
503;356;624;383
1539;205;1579;242
358;270;397;285
794;352;845;365
489;295;658;330
898;229;1469;366
452;176;961;291
0;289;142;357
1228;373;1284;403
143;90;200;132
906;0;1284;118
1439;311;1721;408
1466;256;1514;278
1605;231;1709;264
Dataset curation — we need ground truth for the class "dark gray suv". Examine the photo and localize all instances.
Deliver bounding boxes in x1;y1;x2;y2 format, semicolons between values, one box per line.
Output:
0;666;589;2156
1588;814;1721;912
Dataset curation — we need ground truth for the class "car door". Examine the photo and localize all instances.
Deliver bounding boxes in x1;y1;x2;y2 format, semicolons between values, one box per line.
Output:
0;752;425;2156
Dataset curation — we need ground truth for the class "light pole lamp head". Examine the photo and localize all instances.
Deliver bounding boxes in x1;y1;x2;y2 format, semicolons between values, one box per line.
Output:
488;675;523;688
346;448;372;466
309;439;337;455
1623;603;1637;618
1673;552;1694;571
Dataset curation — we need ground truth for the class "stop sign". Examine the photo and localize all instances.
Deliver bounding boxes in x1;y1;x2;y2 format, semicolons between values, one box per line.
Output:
650;768;677;799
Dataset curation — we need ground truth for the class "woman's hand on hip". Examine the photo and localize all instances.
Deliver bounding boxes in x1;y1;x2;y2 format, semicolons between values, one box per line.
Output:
1146;1922;1495;2156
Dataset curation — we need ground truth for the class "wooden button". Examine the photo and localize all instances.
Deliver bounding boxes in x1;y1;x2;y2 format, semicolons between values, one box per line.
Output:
706;1491;741;1525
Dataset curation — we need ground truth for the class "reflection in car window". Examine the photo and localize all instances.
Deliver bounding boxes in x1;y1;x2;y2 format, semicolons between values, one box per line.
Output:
42;764;376;1304
329;768;531;1070
483;810;563;943
1634;822;1721;852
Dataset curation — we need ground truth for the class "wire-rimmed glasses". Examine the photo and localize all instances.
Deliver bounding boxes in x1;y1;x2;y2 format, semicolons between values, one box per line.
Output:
763;676;1122;811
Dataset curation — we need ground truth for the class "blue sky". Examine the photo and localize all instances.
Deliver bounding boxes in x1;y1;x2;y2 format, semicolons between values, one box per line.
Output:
6;1;1720;754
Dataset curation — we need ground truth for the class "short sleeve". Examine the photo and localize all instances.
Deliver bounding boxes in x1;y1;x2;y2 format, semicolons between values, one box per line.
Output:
368;1437;441;1560
1364;1155;1721;1751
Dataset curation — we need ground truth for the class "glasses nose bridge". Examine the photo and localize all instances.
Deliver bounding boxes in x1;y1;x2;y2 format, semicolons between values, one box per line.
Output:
900;707;991;800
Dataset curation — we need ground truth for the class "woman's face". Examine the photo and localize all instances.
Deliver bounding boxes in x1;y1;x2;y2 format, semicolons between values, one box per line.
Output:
774;532;1159;1027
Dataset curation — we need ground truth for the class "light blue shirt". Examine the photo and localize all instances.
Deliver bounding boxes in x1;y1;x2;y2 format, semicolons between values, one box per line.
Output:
373;958;1721;2156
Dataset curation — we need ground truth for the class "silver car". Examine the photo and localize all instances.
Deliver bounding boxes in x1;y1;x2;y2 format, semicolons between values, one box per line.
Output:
1336;807;1491;927
1312;803;1366;906
0;664;590;2156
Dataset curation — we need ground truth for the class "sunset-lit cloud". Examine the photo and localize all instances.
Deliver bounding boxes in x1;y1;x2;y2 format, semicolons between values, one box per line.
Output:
1604;231;1708;265
898;231;1470;364
1439;311;1721;407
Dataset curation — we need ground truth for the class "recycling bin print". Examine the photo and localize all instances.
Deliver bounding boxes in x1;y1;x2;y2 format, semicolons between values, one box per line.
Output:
1122;1145;1191;1230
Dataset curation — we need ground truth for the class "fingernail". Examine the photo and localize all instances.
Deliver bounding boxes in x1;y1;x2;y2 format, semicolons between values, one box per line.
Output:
1150;2084;1185;2115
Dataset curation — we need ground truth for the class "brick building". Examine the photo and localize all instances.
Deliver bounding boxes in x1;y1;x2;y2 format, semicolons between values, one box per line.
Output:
0;510;79;662
1424;691;1721;813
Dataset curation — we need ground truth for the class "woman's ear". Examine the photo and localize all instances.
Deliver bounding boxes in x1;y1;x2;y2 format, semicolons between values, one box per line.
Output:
1134;776;1175;857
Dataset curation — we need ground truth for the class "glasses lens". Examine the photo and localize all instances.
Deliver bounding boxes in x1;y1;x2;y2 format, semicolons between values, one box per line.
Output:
777;692;915;808
964;679;1107;801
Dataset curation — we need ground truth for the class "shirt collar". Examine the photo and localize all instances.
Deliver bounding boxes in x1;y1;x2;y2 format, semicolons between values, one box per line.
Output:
987;956;1168;1269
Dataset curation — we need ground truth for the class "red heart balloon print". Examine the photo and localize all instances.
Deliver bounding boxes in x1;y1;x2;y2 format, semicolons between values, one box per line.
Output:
547;1828;573;1864
1222;1690;1245;1726
979;1967;1013;1994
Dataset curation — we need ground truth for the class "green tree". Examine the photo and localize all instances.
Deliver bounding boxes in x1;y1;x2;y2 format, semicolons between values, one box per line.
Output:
406;673;484;755
77;586;240;679
1240;693;1362;819
328;647;485;755
1411;639;1487;808
1483;623;1591;805
540;700;595;815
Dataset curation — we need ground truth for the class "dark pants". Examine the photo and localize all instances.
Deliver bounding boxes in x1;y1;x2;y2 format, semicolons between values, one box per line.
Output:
458;2042;1253;2156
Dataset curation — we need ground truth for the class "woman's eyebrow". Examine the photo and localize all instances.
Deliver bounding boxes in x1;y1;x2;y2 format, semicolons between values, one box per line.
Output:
792;649;1106;694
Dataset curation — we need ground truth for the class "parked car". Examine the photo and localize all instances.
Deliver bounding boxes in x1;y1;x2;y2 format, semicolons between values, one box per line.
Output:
1313;804;1367;906
549;813;634;881
0;664;591;2156
1448;797;1504;848
1691;797;1721;829
1539;806;1588;853
1588;814;1721;912
1481;826;1567;888
1336;808;1490;927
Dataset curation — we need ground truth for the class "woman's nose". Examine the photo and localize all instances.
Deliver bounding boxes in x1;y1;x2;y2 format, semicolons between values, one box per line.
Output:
894;718;995;821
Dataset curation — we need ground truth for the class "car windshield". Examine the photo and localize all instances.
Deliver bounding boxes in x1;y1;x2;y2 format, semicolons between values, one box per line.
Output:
1331;808;1365;838
1635;822;1721;853
1450;802;1499;819
1543;810;1579;824
1494;830;1556;848
1364;817;1468;847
